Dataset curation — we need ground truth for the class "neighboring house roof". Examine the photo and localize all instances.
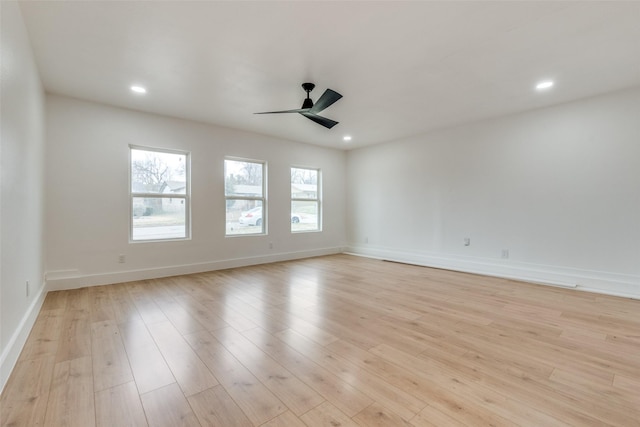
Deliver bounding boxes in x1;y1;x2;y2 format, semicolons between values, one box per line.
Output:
233;184;262;196
132;180;186;194
291;183;317;198
165;180;186;193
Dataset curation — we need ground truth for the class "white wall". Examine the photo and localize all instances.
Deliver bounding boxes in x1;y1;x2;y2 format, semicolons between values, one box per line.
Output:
347;88;640;298
0;1;47;391
45;95;347;289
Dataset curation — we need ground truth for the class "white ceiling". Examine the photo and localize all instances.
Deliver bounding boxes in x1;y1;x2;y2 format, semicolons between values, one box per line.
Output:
18;1;640;150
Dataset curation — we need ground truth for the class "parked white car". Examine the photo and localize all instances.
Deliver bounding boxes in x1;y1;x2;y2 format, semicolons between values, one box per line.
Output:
238;206;316;226
238;206;263;226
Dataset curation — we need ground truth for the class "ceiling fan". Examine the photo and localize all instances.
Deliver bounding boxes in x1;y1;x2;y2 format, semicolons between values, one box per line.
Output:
255;83;343;129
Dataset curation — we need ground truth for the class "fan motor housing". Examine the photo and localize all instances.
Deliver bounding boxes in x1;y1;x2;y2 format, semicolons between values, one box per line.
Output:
301;98;314;109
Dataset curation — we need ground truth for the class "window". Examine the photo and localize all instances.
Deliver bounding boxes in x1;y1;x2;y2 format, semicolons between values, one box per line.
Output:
130;146;189;241
225;158;266;236
291;167;320;232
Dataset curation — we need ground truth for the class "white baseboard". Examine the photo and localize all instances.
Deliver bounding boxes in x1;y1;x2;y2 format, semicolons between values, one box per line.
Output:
0;282;47;394
45;246;344;291
346;245;640;300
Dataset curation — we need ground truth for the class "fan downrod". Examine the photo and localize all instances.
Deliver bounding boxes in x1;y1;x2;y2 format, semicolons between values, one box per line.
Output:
301;83;315;109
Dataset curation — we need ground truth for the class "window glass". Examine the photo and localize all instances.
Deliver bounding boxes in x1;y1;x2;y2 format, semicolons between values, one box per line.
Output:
130;147;189;241
291;167;320;232
131;149;186;194
132;197;186;240
225;159;265;235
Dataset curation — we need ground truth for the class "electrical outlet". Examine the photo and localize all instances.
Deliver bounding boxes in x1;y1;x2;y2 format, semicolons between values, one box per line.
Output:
464;237;471;246
501;249;509;259
26;280;30;297
118;254;126;263
269;242;273;249
365;236;369;244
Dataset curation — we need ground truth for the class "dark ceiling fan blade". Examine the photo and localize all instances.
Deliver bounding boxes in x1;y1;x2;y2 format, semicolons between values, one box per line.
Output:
256;83;342;129
300;112;339;129
309;89;342;114
255;108;310;114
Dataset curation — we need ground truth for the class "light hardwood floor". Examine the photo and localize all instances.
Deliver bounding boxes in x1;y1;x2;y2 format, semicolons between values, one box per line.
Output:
1;254;639;426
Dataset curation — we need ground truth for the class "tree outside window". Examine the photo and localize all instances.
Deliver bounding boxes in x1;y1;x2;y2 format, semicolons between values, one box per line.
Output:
130;146;189;241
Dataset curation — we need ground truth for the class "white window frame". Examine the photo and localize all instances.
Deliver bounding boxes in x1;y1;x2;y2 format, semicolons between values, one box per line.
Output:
129;145;190;242
225;157;267;236
291;166;321;233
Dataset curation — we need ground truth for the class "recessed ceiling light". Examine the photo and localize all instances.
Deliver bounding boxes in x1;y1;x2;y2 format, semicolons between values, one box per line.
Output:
343;136;352;142
536;81;554;90
130;85;147;94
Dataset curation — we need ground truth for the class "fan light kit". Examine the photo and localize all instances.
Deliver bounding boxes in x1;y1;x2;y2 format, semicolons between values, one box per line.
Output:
255;83;343;129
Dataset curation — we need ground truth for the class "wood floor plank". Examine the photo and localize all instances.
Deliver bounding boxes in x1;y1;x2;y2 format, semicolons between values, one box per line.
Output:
95;381;148;427
91;326;133;392
116;319;177;395
107;282;143;324
184;330;287;425
287;317;339;346
354;402;414;426
19;309;64;361
299;401;360;427
0;356;55;427
280;302;382;350
91;319;120;340
549;366;614;389
88;285;117;324
259;410;307;427
274;328;426;421
215;292;289;334
55;307;91;363
64;288;90;312
372;343;571;427
2;254;638;427
172;293;231;332
128;282;168;325
187;385;253;427
612;373;640;412
40;290;68;311
146;320;218;396
140;383;200;427
423;342;626;426
174;282;258;332
125;341;176;395
242;327;374;417
118;319;156;349
208;326;325;416
43;356;95;427
154;298;207;336
409;404;468;427
535;374;640;425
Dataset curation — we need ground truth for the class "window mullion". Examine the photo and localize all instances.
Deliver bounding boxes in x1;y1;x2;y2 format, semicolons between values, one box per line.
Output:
132;193;187;199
